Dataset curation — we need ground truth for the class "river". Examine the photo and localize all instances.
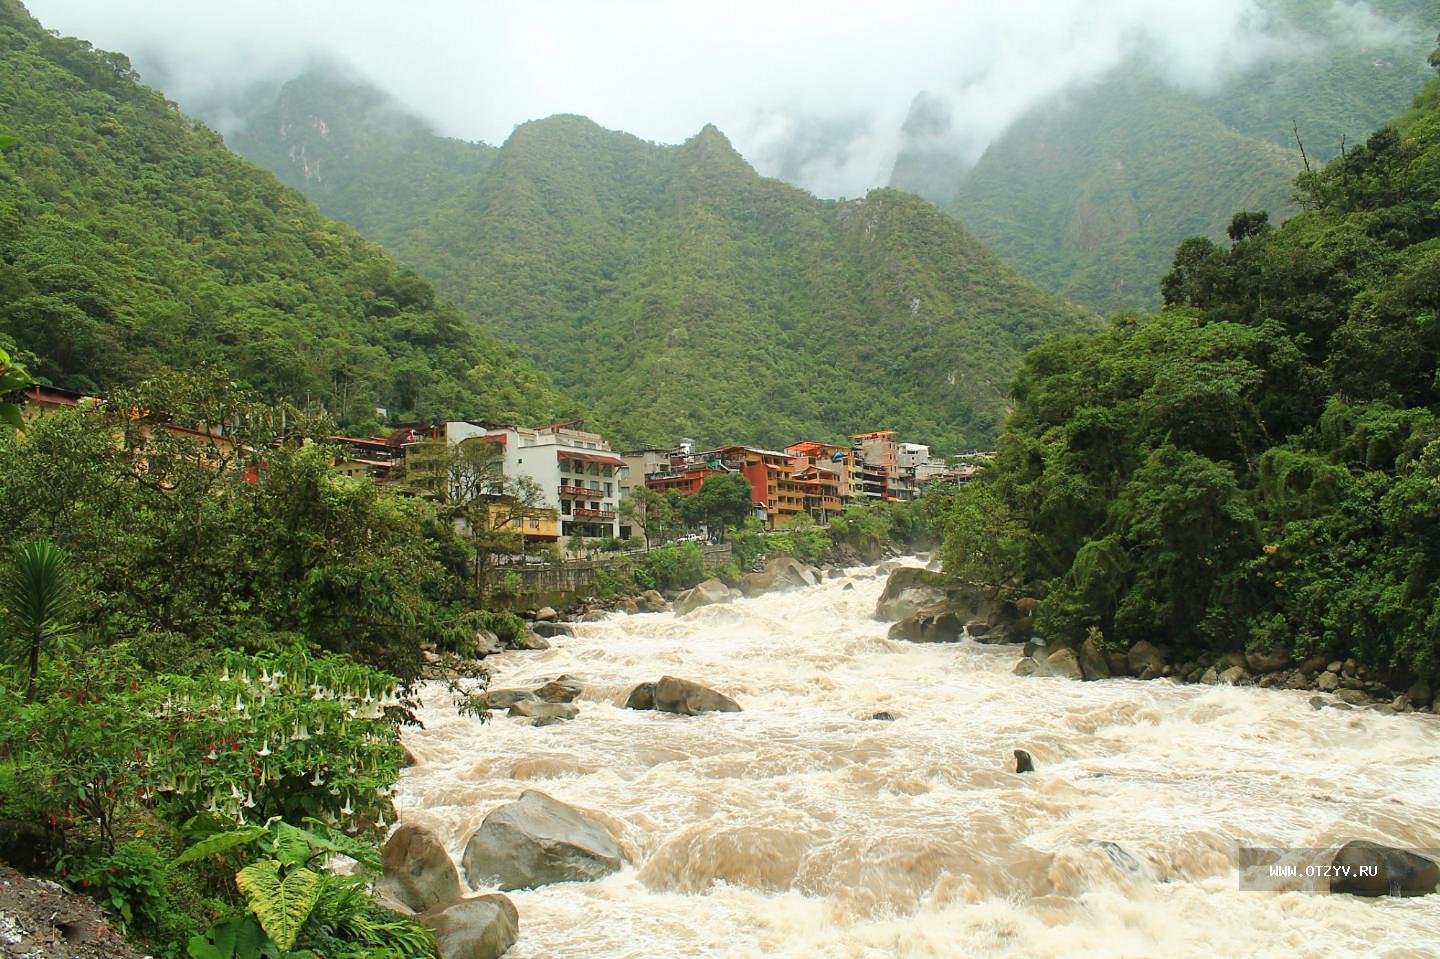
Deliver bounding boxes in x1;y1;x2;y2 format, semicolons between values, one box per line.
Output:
396;562;1440;958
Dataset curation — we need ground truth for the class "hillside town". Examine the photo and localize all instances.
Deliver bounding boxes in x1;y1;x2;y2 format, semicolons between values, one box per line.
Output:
14;382;987;550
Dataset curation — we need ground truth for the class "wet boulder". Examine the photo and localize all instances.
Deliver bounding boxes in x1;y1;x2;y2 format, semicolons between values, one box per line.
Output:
376;824;461;913
1127;641;1165;680
529;621;575;640
481;689;537;710
535;676;584;703
508;701;578;721
420;894;519;959
674;577;735;615
472;630;505;657
636;590;668;613
1329;841;1440;897
1245;645;1292;674
1034;648;1083;681
739;556;820;597
461;790;623;890
1079;636;1112;681
886;605;964;643
1014;749;1035;773
508;631;551;651
623;681;656;710
873;567;946;621
533;606;558;622
653;675;742;715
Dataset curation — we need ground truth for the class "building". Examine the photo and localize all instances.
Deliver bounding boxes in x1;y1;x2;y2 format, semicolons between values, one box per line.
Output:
851;431;900;501
417;419;624;542
330;435;405;483
785;441;852;520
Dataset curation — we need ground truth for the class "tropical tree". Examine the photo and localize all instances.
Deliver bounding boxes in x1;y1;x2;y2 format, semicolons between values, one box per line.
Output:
2;538;75;702
0;345;31;429
681;473;754;537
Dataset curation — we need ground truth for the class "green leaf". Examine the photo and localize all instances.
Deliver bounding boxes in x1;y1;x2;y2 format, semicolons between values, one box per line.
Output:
189;916;242;959
175;825;268;865
236;860;320;953
268;823;316;868
300;818;381;870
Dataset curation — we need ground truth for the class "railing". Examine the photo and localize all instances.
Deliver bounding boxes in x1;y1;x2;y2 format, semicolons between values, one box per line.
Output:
557;484;596;497
505;542;733;600
573;508;616;520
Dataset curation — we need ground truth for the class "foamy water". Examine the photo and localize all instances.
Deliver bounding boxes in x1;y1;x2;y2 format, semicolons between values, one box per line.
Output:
396;563;1440;958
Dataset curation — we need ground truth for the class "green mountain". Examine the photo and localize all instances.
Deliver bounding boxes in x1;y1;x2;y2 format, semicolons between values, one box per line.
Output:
0;0;577;428
893;0;1440;315
187;76;1095;451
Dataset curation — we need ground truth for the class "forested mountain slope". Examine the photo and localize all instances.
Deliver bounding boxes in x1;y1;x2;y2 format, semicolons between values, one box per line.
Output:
0;0;577;428
195;84;1096;450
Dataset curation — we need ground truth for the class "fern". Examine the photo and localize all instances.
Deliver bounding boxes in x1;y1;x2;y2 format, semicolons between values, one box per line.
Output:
235;860;321;952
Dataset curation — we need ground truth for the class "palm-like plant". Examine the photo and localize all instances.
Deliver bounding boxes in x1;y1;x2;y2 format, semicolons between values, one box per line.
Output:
3;539;75;703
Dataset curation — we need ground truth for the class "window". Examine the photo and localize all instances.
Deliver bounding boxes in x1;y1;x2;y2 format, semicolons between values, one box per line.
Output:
530;517;540;529
605;483;613;496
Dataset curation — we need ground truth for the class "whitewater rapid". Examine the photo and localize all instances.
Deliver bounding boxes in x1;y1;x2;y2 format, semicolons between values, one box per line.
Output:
396;563;1440;958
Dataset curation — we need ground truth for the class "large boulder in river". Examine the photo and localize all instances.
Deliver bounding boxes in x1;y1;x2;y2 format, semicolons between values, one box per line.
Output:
623;682;656;710
739;556;820;597
1127;641;1165;680
674;577;735;615
1328;841;1440;897
1079;636;1111;681
461;790;623;891
1034;648;1083;681
508;700;578;721
481;689;536;710
529;621;574;640
887;605;964;643
653;675;742;715
535;676;584;703
376;824;461;913
420;894;519;959
873;567;947;621
636;590;668;613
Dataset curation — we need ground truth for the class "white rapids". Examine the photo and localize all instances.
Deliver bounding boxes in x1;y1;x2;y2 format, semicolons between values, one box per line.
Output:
396;562;1440;958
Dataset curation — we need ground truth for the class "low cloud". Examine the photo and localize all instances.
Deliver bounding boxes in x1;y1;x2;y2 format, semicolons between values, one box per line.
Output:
23;0;1424;198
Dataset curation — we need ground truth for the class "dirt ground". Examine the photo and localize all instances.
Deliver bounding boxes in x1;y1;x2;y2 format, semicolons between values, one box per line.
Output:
0;864;146;958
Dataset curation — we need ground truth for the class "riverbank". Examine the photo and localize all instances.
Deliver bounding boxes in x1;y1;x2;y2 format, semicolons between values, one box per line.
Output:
394;560;1440;958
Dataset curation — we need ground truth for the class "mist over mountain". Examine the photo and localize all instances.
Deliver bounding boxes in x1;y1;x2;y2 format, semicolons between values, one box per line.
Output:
892;0;1440;313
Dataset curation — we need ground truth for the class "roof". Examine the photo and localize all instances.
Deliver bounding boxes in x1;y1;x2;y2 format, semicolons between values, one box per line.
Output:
331;435;398;449
851;430;897;439
557;449;625;467
344;458;397;469
531;419;585;432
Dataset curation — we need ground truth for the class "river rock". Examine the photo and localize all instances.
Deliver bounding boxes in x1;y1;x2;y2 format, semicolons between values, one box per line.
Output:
869;711;897;721
1329;841;1440;897
530;621;575;640
461;790;623;890
1219;666;1251;686
637;590;668;613
675;577;735;615
509;630;551;651
1297;654;1331;677
873;567;947;621
535;676;584;703
1127;641;1165;680
1014;749;1035;773
420;894;519;959
620;597;640;615
473;630;504;657
739;556;821;597
376;824;461;913
887;605;964;643
534;606;558;622
842;582;855;591
1035;648;1083;681
1403;678;1433;709
1245;646;1293;674
1316;671;1341;692
1079;636;1111;681
623;682;656;710
481;689;537;710
1013;657;1038;677
509;701;578;721
653;675;742;715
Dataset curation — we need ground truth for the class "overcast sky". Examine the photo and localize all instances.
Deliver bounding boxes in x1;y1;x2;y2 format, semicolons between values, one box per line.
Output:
22;0;1414;197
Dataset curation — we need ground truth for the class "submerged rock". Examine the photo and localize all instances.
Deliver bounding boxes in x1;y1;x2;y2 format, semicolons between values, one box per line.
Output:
887;605;964;643
1014;749;1035;773
481;689;537;710
461;790;623;891
530;621;575;639
377;824;461;913
509;700;578;720
623;681;656;710
420;893;519;959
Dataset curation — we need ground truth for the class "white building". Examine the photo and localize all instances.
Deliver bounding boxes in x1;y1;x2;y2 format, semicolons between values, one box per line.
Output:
443;420;625;540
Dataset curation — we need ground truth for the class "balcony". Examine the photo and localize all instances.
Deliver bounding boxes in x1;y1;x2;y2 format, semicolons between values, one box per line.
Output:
573;507;616;521
557;484;595;497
